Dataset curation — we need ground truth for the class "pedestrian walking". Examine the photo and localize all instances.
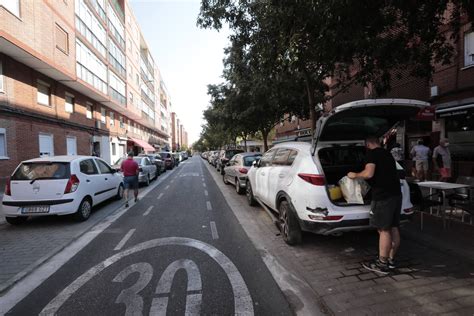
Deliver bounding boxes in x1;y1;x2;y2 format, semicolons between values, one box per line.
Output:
347;136;402;275
121;152;139;208
390;143;404;168
433;139;452;182
410;139;431;181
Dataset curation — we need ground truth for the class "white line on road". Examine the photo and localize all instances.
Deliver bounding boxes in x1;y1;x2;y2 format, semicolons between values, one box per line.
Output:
165;185;170;190
206;201;212;211
143;205;154;216
170;179;174;183
204;190;208;196
203;183;206;187
157;193;164;200
210;221;219;240
114;229;136;251
202;178;205;182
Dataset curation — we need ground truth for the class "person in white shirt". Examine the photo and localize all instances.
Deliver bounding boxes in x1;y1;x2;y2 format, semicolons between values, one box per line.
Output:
433;139;452;182
410;140;431;181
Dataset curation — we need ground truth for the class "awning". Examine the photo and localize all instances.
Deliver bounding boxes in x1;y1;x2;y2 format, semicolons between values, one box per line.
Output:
129;137;155;152
436;103;474;118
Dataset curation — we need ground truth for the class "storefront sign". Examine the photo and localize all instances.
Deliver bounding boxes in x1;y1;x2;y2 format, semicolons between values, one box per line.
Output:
297;128;312;137
416;106;436;121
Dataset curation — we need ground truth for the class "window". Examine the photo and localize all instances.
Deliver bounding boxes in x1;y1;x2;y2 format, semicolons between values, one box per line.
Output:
273;148;291;165
86;103;93;119
127;119;131;131
65;94;74;113
288;150;298;165
0;60;4;92
96;159;113;174
110;112;115;126
66;136;77;155
55;24;69;54
37;80;50;106
464;31;474;67
75;39;107;94
79;159;98;175
259;149;276;167
119;116;124;128
101;107;106;124
39;133;54;157
0;128;7;158
0;0;20;17
75;0;106;56
111;143;116;155
129;92;133;104
136;74;139;86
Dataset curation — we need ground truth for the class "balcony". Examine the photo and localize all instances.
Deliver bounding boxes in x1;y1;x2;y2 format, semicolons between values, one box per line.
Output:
76;62;107;95
90;0;106;21
109;53;126;77
108;21;125;48
109;87;126;105
76;16;106;57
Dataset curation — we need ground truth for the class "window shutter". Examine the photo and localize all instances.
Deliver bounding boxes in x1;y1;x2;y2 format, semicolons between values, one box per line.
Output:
55;24;69;54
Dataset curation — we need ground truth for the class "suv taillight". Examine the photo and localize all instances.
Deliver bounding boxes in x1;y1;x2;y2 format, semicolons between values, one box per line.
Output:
64;174;80;194
298;174;325;186
5;177;11;196
238;168;248;174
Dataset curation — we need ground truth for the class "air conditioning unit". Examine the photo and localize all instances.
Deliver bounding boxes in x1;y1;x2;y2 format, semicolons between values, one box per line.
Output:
430;86;439;97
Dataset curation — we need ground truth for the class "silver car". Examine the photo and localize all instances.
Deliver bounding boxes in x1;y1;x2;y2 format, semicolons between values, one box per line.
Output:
223;153;262;194
113;157;157;186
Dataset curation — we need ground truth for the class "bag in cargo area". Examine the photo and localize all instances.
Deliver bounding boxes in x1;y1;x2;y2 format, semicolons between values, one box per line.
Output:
338;176;370;204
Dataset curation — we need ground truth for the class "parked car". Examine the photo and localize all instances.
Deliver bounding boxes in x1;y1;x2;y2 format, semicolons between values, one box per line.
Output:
216;149;244;174
2;156;124;224
139;154;166;175
180;151;189;160
201;152;209;160
223;152;262;194
113;156;157;186
246;99;425;245
172;152;181;166
208;151;219;166
158;152;175;170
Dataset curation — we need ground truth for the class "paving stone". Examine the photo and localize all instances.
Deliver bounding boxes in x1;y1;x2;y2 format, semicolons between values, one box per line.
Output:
357;272;378;281
455;295;474;306
337;276;359;284
391;273;415;281
341;269;360;276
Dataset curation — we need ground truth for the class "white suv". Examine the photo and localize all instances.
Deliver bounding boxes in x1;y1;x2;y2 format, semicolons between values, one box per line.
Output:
246;99;428;245
2;156;124;225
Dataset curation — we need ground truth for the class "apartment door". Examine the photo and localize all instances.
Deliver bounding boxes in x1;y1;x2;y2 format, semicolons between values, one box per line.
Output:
39;134;54;157
66;136;77;155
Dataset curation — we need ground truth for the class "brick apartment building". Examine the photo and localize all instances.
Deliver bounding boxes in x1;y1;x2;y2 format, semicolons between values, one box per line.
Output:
0;0;171;179
275;18;474;177
170;111;188;151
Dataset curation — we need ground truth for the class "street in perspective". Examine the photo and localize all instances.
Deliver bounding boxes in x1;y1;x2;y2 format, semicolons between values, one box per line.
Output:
1;1;474;315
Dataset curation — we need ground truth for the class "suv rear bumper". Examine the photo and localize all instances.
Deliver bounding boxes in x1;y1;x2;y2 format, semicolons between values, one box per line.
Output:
299;214;413;235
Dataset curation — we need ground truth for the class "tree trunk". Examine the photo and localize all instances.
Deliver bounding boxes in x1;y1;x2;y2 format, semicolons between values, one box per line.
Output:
262;129;269;152
304;71;317;136
243;135;248;152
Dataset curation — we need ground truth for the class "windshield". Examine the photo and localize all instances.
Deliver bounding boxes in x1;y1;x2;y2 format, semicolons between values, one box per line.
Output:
226;150;243;159
159;153;171;158
243;155;262;167
11;162;71;180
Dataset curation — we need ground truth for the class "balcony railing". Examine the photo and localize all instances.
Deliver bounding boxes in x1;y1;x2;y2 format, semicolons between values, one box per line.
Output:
76;16;106;57
108;21;125;48
141;89;155;106
76;62;107;95
109;53;126;77
109;87;126;105
90;0;106;21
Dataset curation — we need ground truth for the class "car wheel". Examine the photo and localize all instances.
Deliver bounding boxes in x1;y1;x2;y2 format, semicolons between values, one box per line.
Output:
5;216;27;225
279;200;302;245
235;178;244;194
223;172;229;185
145;175;150;186
246;180;257;206
74;198;92;222
115;184;124;200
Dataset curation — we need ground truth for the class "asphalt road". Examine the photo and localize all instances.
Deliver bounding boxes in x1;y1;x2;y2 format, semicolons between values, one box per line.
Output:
4;156;292;315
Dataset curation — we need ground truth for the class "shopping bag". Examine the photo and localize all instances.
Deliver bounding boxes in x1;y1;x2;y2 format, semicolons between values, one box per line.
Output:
338;176;370;204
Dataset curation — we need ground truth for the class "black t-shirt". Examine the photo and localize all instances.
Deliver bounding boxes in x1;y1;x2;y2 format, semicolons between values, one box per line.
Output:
366;147;401;201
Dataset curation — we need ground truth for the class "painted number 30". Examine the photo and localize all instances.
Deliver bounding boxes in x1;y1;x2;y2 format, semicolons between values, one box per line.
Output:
112;259;202;316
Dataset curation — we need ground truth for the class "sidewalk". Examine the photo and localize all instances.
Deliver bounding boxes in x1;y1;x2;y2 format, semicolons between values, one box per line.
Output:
206;163;474;315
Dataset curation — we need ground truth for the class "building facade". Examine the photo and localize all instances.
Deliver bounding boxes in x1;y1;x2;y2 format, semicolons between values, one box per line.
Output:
0;0;171;178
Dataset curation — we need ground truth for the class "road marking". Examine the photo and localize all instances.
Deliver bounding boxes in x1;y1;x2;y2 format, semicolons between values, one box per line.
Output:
39;237;254;316
114;229;136;251
202;178;205;182
206;201;212;211
210;221;219;240
165;185;170;190
157;193;164;200
204;190;208;196
170;179;174;183
143;205;154;216
203;183;206;187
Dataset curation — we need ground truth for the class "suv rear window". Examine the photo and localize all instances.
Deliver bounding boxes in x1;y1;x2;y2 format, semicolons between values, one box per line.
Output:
243;155;261;167
159;153;171;158
12;162;71;180
318;146;366;166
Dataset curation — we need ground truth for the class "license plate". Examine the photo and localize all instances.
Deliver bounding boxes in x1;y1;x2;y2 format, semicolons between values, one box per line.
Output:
21;206;50;214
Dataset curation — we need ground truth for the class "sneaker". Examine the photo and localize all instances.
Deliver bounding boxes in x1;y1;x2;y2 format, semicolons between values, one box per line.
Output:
362;259;390;275
388;258;396;270
125;202;129;208
134;197;139;203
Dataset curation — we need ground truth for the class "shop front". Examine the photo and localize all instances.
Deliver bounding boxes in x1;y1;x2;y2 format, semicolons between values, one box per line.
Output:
127;137;155;156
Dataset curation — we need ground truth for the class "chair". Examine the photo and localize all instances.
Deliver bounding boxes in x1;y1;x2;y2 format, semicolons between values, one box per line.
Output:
408;181;443;213
447;176;474;224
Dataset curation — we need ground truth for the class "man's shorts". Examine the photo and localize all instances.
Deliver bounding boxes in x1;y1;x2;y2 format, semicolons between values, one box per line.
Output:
370;195;402;230
123;175;139;190
415;160;429;172
439;167;451;178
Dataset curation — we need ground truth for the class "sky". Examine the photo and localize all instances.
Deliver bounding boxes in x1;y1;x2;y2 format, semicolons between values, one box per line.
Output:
130;0;230;145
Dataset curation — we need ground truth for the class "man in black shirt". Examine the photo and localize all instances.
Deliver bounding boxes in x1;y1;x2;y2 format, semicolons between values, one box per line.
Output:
348;136;402;274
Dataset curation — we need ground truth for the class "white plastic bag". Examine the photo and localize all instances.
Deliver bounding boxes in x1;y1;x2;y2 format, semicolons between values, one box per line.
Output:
338;176;370;204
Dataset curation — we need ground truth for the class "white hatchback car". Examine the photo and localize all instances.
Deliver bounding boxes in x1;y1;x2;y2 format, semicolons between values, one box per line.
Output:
2;156;124;225
246;99;428;244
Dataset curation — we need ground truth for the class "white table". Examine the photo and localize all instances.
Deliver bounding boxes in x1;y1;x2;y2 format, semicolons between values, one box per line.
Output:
417;181;471;229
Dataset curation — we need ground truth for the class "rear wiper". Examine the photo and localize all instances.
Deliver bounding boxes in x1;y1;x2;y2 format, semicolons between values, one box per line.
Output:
30;177;56;184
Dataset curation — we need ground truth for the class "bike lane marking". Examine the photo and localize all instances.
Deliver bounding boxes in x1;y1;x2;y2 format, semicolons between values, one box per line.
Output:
210;222;219;240
143;206;154;216
39;237;254;316
113;229;136;251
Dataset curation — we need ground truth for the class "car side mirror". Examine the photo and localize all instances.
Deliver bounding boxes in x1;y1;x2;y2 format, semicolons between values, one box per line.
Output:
111;169;117;174
252;160;259;168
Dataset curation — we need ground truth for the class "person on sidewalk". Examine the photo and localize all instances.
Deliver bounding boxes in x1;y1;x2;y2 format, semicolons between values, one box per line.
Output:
121;152;139;208
433;139;452;182
410;139;431;181
390;143;404;169
348;136;402;275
